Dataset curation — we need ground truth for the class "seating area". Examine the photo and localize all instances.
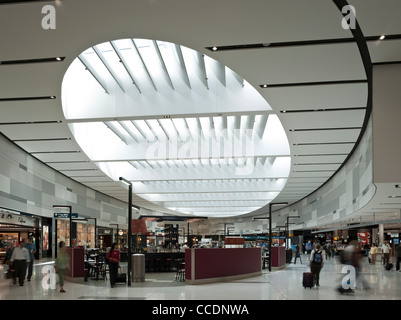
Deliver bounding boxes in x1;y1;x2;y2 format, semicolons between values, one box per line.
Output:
84;249;108;281
144;252;184;273
82;250;186;283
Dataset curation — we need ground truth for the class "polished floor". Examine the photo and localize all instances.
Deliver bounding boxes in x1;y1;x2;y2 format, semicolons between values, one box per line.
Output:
1;253;400;301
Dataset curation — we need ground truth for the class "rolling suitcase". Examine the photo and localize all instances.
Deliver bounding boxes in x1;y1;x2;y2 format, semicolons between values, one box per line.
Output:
116;273;127;283
385;263;393;271
302;272;314;289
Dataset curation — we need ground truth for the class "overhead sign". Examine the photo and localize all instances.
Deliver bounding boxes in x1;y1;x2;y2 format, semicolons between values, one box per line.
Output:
0;211;35;227
54;213;78;218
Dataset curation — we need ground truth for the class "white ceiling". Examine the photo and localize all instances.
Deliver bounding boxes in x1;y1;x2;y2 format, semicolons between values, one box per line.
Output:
0;0;400;225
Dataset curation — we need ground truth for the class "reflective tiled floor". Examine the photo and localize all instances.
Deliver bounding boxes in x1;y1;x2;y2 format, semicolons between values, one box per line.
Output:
1;254;400;300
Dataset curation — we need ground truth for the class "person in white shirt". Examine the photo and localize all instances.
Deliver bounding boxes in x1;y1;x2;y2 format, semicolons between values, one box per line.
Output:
10;240;31;286
382;242;390;265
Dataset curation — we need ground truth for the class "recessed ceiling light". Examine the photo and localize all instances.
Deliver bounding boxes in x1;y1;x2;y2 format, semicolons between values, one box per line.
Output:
379;35;385;40
163;115;171;118
56;57;62;61
212;46;218;51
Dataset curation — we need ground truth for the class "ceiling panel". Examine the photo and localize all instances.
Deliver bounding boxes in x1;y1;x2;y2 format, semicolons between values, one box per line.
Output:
0;123;71;140
368;39;401;63
213;43;366;85
0;99;63;122
14;140;80;153
261;83;368;110
281;109;366;129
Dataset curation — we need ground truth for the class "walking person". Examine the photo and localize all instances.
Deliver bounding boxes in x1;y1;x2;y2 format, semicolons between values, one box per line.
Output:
382;241;390;265
3;243;16;283
24;238;35;281
10;240;30;286
396;244;401;272
305;240;312;261
107;243;120;288
309;244;324;287
294;244;302;264
55;241;69;293
370;243;377;265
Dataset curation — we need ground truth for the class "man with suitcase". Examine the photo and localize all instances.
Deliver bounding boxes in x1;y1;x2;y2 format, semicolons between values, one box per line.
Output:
309;244;324;287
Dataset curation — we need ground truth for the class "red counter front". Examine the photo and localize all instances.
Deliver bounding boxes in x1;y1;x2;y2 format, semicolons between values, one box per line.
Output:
185;248;261;285
271;246;286;269
65;247;85;282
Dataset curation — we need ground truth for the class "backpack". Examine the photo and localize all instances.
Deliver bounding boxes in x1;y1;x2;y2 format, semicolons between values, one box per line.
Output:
312;251;323;263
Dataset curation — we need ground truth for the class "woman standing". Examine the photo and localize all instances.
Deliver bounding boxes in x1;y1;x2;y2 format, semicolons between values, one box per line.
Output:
370;243;377;265
55;241;69;293
107;243;120;288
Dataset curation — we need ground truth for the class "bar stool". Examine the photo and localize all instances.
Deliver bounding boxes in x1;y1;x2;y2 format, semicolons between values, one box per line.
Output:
165;257;172;272
155;258;161;272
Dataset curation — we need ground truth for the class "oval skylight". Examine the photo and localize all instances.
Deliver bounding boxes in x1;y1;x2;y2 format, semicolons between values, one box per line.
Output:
61;38;291;218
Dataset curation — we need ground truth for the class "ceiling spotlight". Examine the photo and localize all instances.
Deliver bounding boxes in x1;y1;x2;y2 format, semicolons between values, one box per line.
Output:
56;57;62;61
379;35;385;40
163;115;171;118
212;46;218;51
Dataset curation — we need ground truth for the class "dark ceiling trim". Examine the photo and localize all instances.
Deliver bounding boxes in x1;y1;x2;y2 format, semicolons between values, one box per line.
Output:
290;126;361;132
206;34;401;52
30;151;80;154
0;57;65;65
0;120;61;125
372;60;401;66
206;37;356;51
281;107;366;113
0;0;59;4
294;142;355;146
0;96;56;102
13;138;71;142
260;79;366;88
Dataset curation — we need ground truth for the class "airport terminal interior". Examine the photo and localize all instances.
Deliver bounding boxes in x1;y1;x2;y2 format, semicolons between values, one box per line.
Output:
1;0;401;305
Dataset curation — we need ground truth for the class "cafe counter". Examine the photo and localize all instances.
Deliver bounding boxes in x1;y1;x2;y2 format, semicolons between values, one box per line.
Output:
185;247;261;285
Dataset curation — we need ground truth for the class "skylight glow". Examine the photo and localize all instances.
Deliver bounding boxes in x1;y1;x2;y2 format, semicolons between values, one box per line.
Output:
62;38;291;217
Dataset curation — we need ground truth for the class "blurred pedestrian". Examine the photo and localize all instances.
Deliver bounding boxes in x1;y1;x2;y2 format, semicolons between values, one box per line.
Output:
305;240;312;261
24;238;35;281
369;243;377;265
338;240;369;293
396;244;401;272
382;242;390;265
55;241;69;293
294;244;302;264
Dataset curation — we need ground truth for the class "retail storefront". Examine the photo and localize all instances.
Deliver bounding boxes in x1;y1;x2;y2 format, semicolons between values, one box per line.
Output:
56;219;96;249
0;208;43;260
